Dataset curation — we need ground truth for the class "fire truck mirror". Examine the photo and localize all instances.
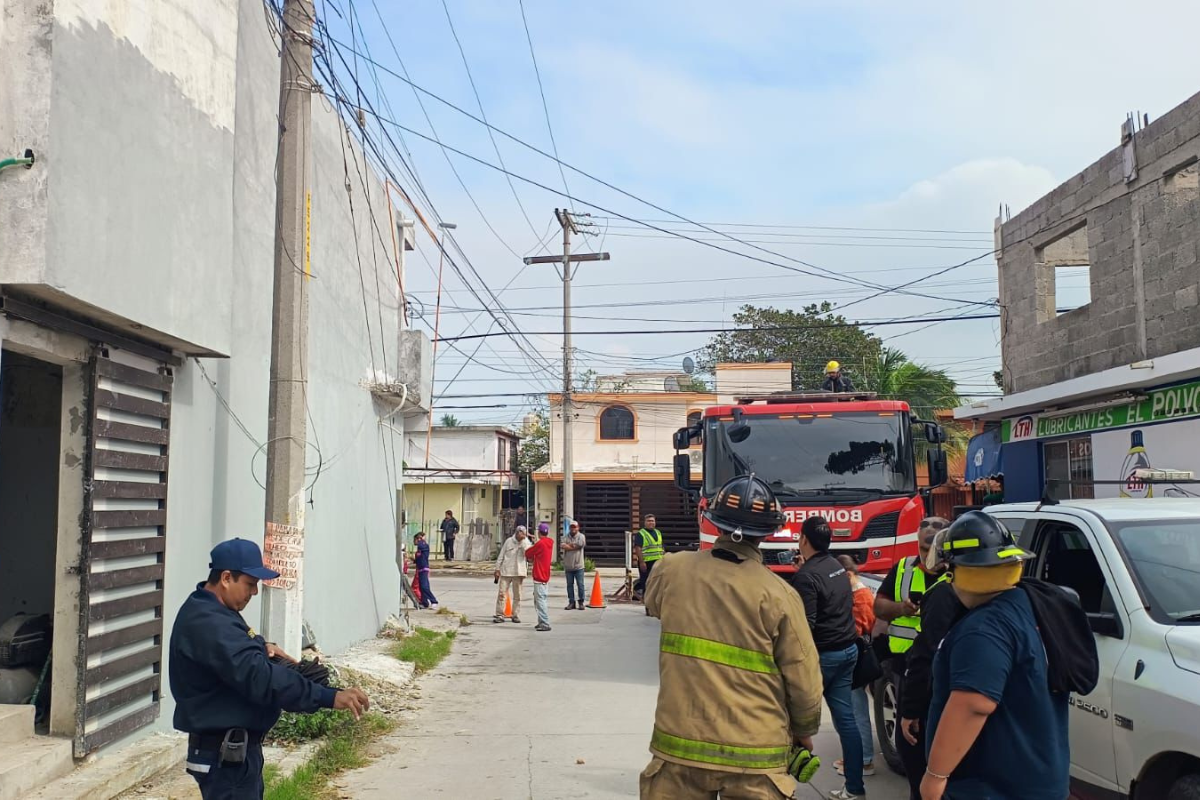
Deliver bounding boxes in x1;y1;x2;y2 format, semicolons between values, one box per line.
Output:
924;422;947;444
673;453;692;492
673;427;692;450
728;422;751;443
927;448;949;486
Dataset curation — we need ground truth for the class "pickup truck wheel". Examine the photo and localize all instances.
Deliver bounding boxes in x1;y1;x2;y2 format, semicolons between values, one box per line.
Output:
873;664;905;775
1168;774;1200;800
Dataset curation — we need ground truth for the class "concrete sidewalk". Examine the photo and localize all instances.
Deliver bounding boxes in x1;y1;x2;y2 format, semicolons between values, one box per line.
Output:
337;575;909;799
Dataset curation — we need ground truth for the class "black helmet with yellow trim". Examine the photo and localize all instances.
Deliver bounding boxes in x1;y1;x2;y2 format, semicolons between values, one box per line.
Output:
704;474;786;539
940;510;1032;567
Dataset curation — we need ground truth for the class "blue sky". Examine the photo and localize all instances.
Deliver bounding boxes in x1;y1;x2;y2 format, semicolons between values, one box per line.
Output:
319;0;1200;425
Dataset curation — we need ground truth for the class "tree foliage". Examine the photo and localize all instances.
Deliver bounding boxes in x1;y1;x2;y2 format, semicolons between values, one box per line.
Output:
699;303;883;391
516;412;549;475
858;348;961;417
439;414;460;427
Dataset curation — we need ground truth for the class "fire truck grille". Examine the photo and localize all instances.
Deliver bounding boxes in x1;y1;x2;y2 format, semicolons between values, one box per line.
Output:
761;549;798;567
861;511;900;540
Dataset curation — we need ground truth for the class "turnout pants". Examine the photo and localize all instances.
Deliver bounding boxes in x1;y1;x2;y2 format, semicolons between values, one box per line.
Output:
186;737;265;799
496;576;524;617
640;758;796;799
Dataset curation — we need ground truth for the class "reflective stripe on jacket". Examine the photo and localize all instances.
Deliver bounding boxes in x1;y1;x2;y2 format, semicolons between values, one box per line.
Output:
645;540;823;774
639;528;665;562
887;556;948;654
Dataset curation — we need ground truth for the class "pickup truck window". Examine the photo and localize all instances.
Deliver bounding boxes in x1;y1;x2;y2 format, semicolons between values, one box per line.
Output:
1029;521;1115;616
1113;520;1200;624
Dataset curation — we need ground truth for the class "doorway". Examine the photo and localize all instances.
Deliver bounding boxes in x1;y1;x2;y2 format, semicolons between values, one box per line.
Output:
0;349;63;730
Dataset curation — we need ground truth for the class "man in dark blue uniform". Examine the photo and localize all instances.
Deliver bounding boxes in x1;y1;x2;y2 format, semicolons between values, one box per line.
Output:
170;538;369;799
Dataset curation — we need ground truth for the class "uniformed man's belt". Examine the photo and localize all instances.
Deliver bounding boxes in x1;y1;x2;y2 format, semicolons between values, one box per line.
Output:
188;730;263;751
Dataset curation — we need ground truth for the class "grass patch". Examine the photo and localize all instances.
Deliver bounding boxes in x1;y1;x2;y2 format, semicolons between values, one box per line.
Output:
552;558;596;572
394;627;456;673
265;713;392;800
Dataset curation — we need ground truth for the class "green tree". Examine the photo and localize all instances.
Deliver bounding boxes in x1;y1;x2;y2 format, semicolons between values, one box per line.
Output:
439;414;460;427
678;376;711;392
699;303;883;391
859;348;961;417
993;370;1004;390
516;412;549;475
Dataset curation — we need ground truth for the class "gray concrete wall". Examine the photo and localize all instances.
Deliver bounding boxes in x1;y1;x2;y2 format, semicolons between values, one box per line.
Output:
998;92;1200;393
2;0;405;745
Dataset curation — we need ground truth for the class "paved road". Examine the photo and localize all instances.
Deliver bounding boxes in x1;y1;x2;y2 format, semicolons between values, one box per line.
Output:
338;575;909;799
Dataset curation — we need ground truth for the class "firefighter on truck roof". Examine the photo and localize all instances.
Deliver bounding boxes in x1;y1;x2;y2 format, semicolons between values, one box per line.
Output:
822;361;855;393
641;474;825;799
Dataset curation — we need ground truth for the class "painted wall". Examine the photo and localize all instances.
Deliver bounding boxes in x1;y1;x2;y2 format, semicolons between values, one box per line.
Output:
1;0;406;746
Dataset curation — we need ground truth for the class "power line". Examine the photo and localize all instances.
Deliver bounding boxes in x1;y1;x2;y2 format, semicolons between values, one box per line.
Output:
439;312;1006;342
518;0;573;213
592;217;993;236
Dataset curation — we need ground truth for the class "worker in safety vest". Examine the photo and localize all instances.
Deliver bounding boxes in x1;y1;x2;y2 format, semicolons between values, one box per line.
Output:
641;475;824;799
633;514;665;599
874;515;949;794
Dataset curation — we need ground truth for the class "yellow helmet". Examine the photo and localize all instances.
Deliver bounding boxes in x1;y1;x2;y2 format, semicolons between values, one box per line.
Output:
825;360;840;373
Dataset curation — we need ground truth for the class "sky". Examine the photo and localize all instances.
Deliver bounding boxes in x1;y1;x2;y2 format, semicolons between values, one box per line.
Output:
318;0;1200;426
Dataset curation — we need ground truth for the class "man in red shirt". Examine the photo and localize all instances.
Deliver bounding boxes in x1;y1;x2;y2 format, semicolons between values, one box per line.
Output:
525;522;555;631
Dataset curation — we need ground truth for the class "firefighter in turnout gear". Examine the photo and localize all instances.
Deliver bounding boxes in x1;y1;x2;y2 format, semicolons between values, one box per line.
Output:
641;475;824;799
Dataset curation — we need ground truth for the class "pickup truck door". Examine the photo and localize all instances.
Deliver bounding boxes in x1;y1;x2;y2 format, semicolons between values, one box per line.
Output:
1024;516;1130;796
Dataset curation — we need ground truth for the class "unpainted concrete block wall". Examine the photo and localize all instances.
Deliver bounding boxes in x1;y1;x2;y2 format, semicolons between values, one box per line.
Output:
998;91;1200;393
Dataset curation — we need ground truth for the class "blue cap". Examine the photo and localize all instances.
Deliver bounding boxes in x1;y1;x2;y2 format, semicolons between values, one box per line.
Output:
209;538;280;580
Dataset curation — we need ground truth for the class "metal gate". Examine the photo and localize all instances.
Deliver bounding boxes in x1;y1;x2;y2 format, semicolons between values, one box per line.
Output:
75;350;173;755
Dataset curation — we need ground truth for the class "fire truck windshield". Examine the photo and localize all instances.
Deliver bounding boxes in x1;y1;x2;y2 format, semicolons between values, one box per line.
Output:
703;412;916;498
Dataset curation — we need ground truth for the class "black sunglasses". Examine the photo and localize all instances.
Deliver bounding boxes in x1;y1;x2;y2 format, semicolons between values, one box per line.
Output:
920;519;948;530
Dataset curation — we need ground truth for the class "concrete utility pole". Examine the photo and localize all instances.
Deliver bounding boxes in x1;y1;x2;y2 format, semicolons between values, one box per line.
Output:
525;210;609;536
262;0;316;654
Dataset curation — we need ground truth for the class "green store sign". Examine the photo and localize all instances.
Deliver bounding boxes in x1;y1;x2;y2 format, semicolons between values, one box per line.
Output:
1001;379;1200;443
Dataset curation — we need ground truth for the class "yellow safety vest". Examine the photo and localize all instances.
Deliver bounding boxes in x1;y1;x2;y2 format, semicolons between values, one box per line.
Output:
640;528;665;562
887;557;948;654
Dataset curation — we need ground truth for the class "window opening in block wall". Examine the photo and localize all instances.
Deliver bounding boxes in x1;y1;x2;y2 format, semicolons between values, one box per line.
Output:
1036;223;1092;321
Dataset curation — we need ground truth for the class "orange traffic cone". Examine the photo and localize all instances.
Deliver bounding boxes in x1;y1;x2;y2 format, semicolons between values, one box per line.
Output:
504;591;513;618
588;571;607;609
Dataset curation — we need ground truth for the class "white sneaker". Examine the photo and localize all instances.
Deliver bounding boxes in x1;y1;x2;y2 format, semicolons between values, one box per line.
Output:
835;761;876;777
829;787;865;799
429;604;439;610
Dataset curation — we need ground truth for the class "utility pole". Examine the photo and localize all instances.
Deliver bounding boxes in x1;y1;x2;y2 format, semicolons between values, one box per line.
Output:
262;0;315;654
525;210;609;537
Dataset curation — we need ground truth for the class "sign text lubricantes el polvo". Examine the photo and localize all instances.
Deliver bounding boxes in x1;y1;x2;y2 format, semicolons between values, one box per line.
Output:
1002;379;1200;442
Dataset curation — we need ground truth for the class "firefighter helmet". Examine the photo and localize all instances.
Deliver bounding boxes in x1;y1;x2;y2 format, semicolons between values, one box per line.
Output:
704;474;786;539
940;511;1032;567
825;360;841;374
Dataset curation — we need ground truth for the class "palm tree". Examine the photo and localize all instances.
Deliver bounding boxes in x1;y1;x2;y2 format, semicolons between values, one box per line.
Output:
439;414;461;427
860;348;969;460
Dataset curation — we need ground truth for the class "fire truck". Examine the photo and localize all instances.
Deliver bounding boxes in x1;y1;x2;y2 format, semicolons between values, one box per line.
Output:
672;392;949;574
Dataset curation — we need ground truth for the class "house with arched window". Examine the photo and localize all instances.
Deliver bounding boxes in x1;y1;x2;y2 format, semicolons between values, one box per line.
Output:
531;363;792;563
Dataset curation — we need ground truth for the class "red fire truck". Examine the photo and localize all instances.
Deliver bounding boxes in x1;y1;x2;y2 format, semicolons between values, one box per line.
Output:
673;392;949;574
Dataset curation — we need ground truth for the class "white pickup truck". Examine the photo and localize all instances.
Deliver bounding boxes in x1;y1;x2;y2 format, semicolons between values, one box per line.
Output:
874;499;1200;799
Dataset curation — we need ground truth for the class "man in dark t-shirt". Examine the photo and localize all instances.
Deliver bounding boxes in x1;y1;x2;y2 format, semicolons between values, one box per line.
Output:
922;511;1067;800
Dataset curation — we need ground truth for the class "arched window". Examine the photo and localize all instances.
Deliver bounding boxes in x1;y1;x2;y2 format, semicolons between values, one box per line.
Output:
686;411;702;428
599;405;636;440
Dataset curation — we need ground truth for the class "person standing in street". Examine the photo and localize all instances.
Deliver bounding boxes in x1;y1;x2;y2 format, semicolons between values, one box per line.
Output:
493;525;531;623
514;505;528;532
898;530;966;800
440;510;460;562
413;532;438;609
792;516;866;800
642;475;824;799
874;517;949;797
170;538;370;799
561;520;588;610
633;514;665;599
837;555;877;780
921;512;1069;800
525;522;555;631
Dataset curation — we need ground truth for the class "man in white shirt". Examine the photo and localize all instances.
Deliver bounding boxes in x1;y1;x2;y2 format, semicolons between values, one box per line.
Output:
493;526;532;623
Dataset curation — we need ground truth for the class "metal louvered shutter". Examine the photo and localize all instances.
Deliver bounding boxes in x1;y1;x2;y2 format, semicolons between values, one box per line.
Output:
76;351;172;755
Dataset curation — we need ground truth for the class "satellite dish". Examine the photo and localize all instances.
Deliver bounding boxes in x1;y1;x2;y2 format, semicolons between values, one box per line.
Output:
682;356;695;375
664;376;681;392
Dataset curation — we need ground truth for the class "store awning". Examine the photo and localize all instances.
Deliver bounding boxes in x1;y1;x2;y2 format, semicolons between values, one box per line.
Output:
964;429;1003;482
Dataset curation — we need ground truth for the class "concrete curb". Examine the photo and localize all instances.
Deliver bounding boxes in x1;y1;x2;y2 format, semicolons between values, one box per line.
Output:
27;734;186;800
